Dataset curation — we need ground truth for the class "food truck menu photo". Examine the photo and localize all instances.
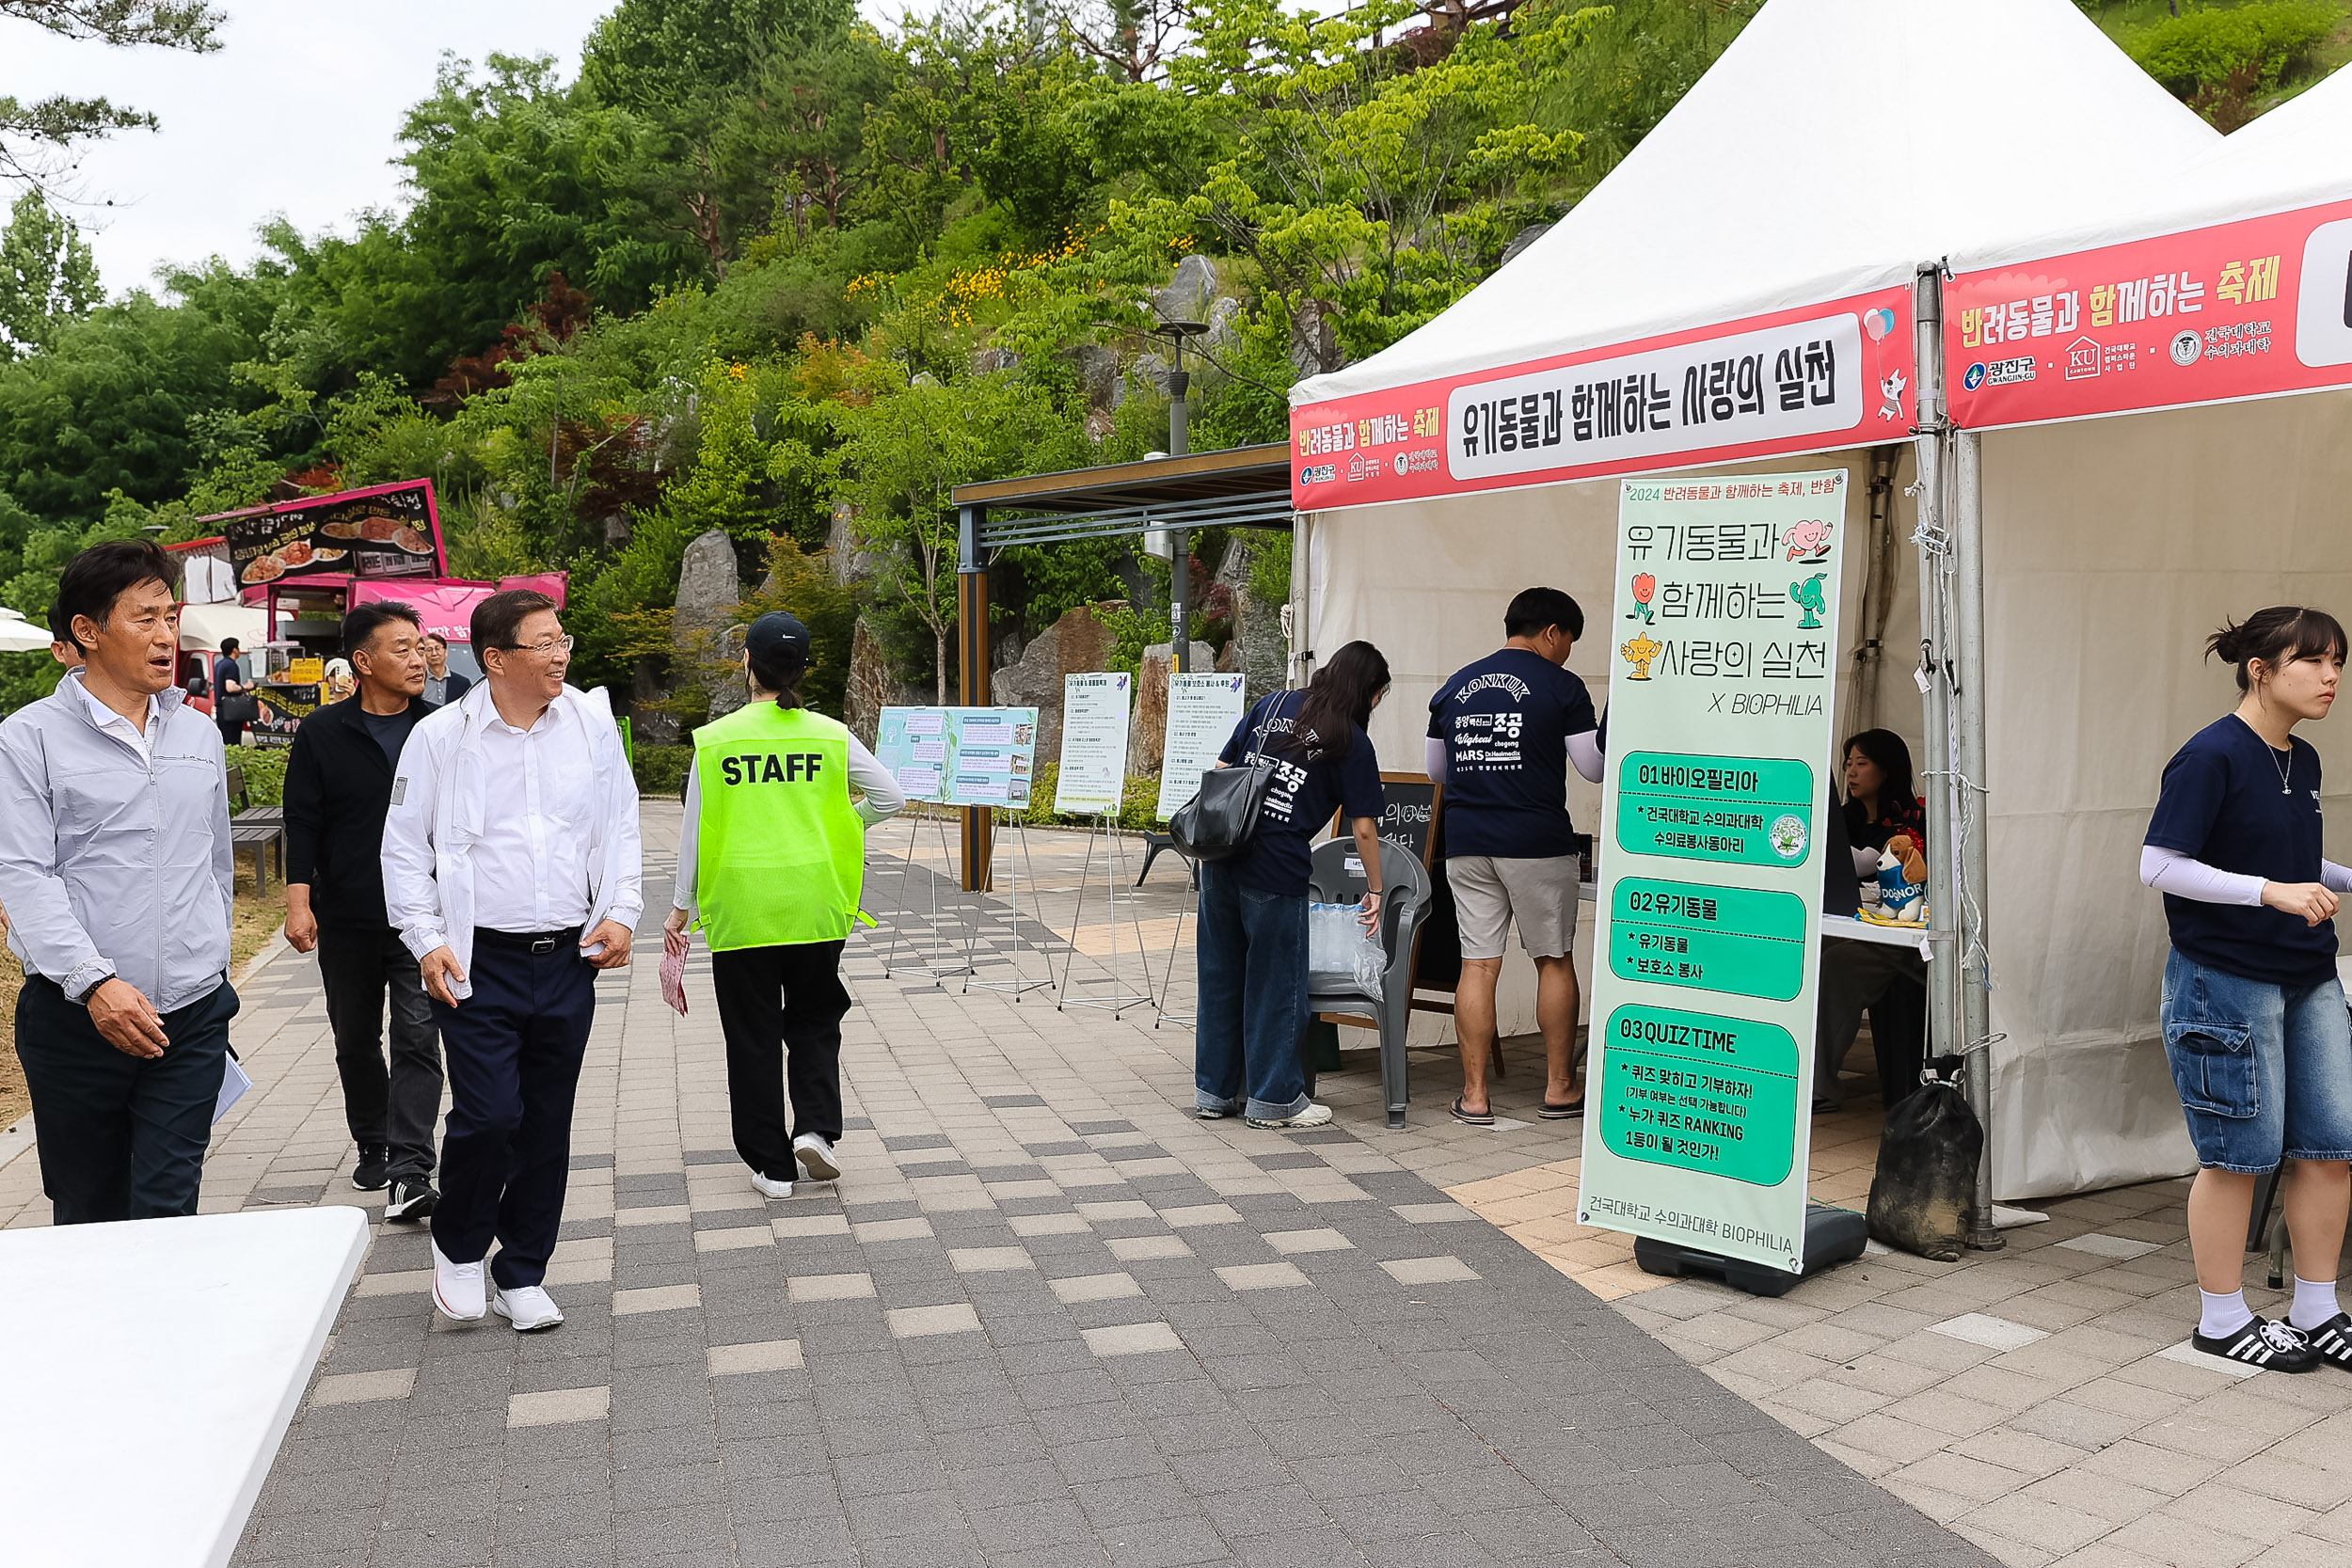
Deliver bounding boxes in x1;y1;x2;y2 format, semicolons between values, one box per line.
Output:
224;479;445;588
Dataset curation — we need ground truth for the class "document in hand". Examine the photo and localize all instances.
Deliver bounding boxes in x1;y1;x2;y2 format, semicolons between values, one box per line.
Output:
215;1053;253;1124
660;944;690;1015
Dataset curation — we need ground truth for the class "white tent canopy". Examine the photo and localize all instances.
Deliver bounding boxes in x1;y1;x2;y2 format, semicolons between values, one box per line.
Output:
1287;0;2242;1201
1296;0;2215;410
1956;61;2352;277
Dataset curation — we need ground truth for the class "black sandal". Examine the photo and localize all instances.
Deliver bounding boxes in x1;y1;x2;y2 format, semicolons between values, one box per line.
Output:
1538;1099;1585;1119
1450;1097;1496;1127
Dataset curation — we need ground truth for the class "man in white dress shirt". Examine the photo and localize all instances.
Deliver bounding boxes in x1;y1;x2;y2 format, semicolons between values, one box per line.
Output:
382;589;643;1331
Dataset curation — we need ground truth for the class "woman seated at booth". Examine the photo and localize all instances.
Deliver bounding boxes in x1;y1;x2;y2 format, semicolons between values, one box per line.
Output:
1842;728;1929;859
1815;728;1930;1113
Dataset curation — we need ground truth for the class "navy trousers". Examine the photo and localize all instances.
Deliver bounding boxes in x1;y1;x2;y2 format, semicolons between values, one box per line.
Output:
15;974;238;1225
429;937;595;1290
1193;861;1311;1121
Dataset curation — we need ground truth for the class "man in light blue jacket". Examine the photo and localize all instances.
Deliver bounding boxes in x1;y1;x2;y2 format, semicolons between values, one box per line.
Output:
0;540;239;1224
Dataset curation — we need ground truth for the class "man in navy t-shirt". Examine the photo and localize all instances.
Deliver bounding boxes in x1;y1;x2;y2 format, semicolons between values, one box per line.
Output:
1425;587;1603;1126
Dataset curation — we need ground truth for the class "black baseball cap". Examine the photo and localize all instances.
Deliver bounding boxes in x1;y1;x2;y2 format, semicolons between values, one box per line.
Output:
746;610;810;665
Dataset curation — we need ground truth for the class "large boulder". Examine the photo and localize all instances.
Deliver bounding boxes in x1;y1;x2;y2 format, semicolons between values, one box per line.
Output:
1129;640;1216;779
1154;254;1220;327
675;527;746;718
989;603;1122;765
843;617;893;748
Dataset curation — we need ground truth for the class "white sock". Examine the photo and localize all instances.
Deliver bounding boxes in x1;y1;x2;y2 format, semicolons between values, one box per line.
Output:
2290;1275;2343;1332
2201;1288;2255;1339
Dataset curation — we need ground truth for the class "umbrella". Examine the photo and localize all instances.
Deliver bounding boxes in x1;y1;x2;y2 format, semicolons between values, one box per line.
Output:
0;608;53;654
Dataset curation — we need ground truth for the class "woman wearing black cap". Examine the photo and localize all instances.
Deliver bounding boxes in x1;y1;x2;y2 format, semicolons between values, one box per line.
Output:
663;612;906;1199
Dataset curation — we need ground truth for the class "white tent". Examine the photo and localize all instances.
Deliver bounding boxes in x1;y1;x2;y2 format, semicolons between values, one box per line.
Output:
1925;66;2352;1196
1288;0;2222;1199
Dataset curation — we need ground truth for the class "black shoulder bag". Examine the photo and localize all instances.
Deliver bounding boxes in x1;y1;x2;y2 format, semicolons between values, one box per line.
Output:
1168;696;1288;862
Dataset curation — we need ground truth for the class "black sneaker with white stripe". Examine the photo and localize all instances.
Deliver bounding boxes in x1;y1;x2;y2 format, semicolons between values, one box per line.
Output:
2190;1314;2322;1372
2295;1312;2352;1370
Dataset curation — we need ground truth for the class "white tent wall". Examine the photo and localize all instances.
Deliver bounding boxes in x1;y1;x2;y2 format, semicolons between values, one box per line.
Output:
1980;390;2352;1198
1303;444;1923;1048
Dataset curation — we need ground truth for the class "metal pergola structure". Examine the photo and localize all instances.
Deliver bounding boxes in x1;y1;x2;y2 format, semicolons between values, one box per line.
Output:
950;441;1294;890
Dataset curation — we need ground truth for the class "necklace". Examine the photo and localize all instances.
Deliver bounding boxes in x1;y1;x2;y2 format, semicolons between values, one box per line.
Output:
2236;713;2296;794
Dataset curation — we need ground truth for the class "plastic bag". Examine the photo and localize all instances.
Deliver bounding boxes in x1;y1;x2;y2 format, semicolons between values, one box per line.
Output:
1867;1058;1982;1261
1307;901;1384;994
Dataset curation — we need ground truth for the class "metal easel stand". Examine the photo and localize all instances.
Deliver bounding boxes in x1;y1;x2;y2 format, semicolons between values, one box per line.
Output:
881;808;977;987
964;809;1054;999
1153;856;1201;1031
1055;814;1157;1018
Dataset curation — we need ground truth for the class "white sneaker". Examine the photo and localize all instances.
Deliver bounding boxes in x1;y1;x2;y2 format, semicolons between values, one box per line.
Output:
792;1132;841;1182
749;1169;795;1200
431;1243;486;1322
491;1284;564;1333
1247;1101;1335;1130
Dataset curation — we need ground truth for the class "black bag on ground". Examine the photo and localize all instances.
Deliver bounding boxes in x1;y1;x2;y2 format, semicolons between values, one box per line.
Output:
1867;1054;1983;1262
1168;754;1278;862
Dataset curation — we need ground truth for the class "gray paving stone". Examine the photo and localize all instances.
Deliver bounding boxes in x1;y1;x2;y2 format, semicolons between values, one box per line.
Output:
223;818;1995;1568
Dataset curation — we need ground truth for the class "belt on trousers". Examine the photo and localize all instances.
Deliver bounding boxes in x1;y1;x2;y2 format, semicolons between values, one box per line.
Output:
473;926;584;956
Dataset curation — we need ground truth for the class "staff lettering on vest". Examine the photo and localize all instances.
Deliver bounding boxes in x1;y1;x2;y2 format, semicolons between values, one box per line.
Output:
720;752;829;785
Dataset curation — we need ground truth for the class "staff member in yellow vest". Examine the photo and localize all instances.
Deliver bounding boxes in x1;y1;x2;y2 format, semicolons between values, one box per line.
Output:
663;612;906;1200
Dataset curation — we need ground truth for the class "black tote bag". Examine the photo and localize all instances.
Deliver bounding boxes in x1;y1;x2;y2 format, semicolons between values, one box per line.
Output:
1167;694;1289;862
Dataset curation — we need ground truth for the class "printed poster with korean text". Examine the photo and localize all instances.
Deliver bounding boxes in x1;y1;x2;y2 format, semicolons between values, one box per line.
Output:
1948;196;2352;428
1156;673;1249;821
1055;673;1133;816
1291;289;1913;510
872;707;1041;808
1578;471;1847;1275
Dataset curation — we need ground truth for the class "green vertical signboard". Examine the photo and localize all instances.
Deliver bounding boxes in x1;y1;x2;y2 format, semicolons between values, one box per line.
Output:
1579;470;1847;1275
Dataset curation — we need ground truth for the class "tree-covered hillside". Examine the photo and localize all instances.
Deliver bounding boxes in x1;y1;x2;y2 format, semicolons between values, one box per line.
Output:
0;0;2333;718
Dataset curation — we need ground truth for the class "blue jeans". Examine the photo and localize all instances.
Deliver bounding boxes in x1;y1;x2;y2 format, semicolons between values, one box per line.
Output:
2161;949;2352;1173
1195;861;1311;1120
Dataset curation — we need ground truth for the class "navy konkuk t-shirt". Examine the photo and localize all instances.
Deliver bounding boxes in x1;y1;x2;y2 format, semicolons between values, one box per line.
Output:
2145;715;2337;988
1217;691;1384;896
1425;648;1597;860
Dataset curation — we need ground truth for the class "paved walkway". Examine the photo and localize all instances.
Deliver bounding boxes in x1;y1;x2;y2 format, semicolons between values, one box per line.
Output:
4;809;2331;1566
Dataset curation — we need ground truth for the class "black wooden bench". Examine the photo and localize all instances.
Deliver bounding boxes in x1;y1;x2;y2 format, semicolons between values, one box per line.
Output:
225;764;286;895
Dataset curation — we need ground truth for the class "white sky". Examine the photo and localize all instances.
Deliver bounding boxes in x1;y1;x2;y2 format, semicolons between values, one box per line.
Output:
1;2;611;297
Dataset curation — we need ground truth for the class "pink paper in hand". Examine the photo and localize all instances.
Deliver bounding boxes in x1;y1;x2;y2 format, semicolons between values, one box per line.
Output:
660;944;689;1015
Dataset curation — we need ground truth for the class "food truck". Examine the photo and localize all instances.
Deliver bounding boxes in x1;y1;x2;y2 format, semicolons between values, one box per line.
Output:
192;479;563;742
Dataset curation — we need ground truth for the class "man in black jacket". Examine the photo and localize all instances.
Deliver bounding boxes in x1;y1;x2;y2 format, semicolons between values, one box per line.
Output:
285;601;444;1219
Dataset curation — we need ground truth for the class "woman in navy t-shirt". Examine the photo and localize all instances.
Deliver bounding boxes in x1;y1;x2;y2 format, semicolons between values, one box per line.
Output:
2141;606;2349;1373
1194;641;1389;1130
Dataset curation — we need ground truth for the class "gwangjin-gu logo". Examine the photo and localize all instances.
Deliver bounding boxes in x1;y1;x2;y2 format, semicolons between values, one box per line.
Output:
1298;464;1335;485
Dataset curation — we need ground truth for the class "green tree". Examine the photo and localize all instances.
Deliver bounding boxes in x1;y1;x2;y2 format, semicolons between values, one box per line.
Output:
2;0;223;185
0;188;100;356
835;370;1088;700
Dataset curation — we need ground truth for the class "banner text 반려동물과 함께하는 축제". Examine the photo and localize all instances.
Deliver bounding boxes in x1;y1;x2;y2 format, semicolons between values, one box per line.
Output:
1578;470;1849;1275
1947;196;2352;430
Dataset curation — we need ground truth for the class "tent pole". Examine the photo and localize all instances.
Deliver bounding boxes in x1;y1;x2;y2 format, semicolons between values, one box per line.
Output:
1907;263;1978;1233
1951;428;2001;1250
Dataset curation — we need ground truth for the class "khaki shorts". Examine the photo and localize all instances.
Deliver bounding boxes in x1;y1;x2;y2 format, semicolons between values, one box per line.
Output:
1445;855;1580;961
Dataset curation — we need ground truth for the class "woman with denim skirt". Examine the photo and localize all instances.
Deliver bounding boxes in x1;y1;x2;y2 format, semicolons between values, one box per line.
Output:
1194;641;1389;1130
2142;606;2351;1373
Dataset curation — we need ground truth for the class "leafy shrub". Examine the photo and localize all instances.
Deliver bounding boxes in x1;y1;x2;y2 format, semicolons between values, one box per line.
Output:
2128;2;2334;100
633;744;693;799
231;745;291;808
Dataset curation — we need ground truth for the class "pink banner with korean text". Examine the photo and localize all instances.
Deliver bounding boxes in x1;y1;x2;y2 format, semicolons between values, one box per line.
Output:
1947;197;2352;430
1290;286;1916;511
